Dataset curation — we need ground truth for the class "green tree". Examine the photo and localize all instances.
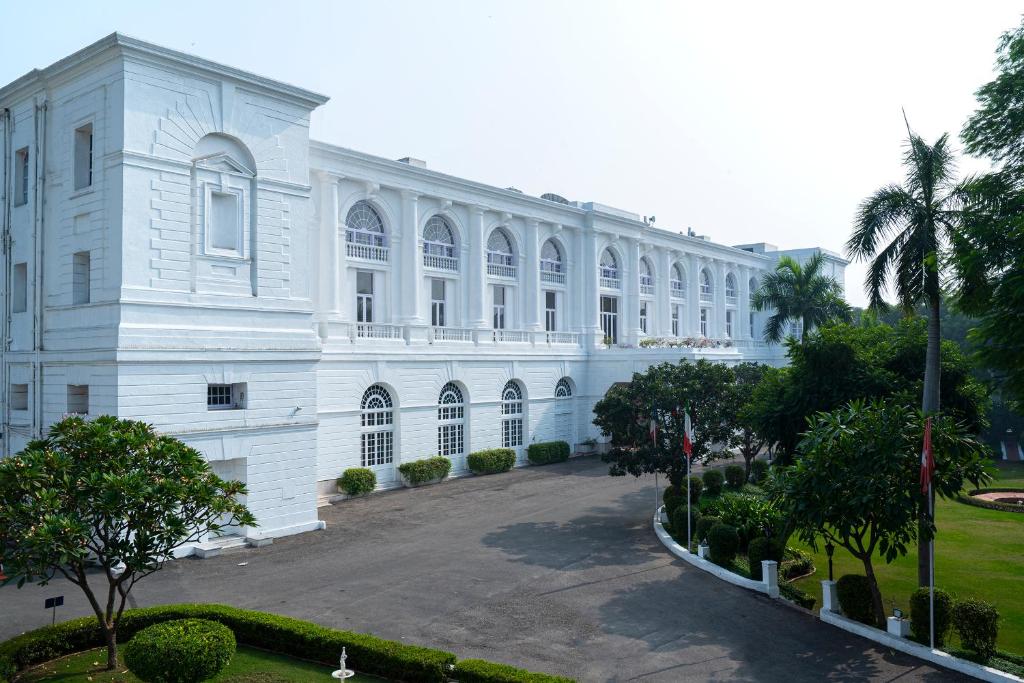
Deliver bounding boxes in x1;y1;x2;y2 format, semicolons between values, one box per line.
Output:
594;359;740;492
0;416;255;670
751;252;850;344
733;362;771;480
776;399;990;627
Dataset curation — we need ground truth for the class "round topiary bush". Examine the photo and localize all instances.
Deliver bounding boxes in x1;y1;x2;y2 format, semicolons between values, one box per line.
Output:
702;469;724;496
910;587;954;647
747;536;783;581
695;515;720;545
124;618;236;683
952;598;999;661
337;467;376;496
749;459;770;484
687;475;704;502
835;574;875;626
663;486;683;518
707;523;739;566
724;464;746;489
671;503;700;544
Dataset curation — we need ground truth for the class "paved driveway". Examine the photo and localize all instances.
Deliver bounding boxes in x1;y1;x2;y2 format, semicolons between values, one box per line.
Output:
0;456;964;681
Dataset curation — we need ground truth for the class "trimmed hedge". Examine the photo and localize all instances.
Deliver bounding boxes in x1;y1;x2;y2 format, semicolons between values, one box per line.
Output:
527;441;570;465
687;475;704;502
701;469;724;496
124;618;235;683
663;486;683;518
957;488;1024;514
747;537;783;581
749;459;769;484
453;658;575;682
910;587;954;647
671;503;700;543
836;575;874;626
0;604;455;683
707;523;739;566
694;516;720;545
338;467;376;496
724;464;745;489
468;448;516;475
952;598;999;661
398;456;452;486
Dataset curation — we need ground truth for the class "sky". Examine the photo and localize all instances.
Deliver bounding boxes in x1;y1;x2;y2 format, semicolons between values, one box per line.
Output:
3;1;1020;306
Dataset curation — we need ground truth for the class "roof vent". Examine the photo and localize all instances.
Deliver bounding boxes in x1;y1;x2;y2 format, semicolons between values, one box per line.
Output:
505;186;524;193
541;193;570;205
397;157;426;168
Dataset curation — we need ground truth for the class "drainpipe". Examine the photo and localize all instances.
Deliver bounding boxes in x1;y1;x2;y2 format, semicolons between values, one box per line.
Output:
32;99;46;438
1;108;10;454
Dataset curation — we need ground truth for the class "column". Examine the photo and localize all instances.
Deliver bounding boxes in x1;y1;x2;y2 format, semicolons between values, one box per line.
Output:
468;206;487;328
714;259;727;338
524;218;541;331
657;248;672;337
687;253;700;336
625;237;642;345
584;221;601;340
316;172;342;320
739;265;751;340
399;191;422;324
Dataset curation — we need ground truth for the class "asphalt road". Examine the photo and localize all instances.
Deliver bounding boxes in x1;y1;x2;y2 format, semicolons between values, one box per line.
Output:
0;455;965;682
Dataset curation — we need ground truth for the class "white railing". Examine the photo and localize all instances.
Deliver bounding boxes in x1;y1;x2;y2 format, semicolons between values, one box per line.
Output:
541;270;566;285
351;323;403;340
600;277;621;290
487;263;517;278
640;284;655;295
671;282;685;299
700;291;713;303
492;329;529;343
430;326;474;343
347;243;389;262
424;254;459;271
726;295;738;306
731;338;769;348
546;331;579;345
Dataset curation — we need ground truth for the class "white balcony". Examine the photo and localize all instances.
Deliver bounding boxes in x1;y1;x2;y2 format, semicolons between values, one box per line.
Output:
347;243;389;263
351;322;403;341
726;295;738;306
430;326;474;343
671;282;685;299
424;253;459;272
492;329;529;343
541;270;566;285
600;277;621;290
640;284;655;296
700;291;713;303
546;331;579;345
487;263;517;278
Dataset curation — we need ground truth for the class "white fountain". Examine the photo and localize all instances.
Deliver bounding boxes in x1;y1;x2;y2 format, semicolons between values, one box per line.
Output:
331;647;355;680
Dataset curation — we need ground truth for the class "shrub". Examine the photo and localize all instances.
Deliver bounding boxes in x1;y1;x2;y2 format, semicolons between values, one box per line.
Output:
909;587;954;647
467;448;516;475
662;486;683;518
747;537;783;581
724;464;746;489
716;493;781;551
671;503;700;544
337;468;376;496
749;459;769;484
124;619;235;683
781;547;815;581
398;456;451;486
687;475;704;501
0;604;456;683
702;469;724;496
527;441;570;465
707;523;739;566
698;494;722;517
694;516;720;545
952;598;999;661
835;575;875;626
779;582;817;610
453;658;575;682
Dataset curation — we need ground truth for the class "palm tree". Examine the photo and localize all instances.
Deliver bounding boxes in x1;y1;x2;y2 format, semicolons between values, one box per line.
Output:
751;252;849;344
847;128;965;587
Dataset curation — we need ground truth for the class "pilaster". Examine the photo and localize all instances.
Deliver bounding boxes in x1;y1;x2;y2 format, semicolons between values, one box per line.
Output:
468;206;487;328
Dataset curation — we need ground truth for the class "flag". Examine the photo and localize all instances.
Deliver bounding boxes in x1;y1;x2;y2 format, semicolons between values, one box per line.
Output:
920;417;934;495
649;414;658;445
683;408;694;460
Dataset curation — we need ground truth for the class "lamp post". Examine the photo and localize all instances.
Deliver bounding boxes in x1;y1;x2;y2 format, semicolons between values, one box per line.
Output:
825;541;835;582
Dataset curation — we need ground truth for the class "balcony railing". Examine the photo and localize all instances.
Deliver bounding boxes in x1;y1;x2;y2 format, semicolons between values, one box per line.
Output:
430;326;474;343
546;331;579;345
492;329;530;343
541;270;566;285
487;263;517;278
670;282;685;299
600;277;621;290
726;295;738;306
640;284;655;296
350;323;403;340
700;290;713;303
347;243;389;263
424;253;459;272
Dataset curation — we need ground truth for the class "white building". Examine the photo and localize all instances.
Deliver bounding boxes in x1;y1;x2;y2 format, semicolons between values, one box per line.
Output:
0;35;846;550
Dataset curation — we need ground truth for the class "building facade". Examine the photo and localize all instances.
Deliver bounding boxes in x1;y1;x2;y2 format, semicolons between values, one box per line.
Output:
0;35;846;550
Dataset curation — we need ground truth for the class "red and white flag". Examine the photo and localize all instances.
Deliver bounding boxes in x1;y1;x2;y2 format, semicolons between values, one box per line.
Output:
683;408;694;460
920;417;934;495
649;414;658;445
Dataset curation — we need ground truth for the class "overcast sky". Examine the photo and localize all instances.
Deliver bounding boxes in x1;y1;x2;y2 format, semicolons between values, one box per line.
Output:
4;1;1021;306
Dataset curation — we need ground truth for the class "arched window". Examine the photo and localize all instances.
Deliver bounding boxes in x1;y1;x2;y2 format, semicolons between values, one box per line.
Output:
360;385;394;467
346;201;385;246
671;263;685;298
555;377;573;398
487;229;515;277
540;239;564;283
423;215;457;271
437;382;465;458
600;249;619;287
700;269;713;301
639;258;654;294
725;273;738;301
501;380;523;448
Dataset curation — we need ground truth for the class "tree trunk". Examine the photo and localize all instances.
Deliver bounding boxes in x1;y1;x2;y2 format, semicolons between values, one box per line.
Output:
918;294;942;587
104;624;118;670
862;557;886;629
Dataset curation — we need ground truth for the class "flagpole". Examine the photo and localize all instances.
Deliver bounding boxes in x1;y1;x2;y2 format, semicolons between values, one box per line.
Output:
929;481;935;650
686;450;692;551
655;471;659;517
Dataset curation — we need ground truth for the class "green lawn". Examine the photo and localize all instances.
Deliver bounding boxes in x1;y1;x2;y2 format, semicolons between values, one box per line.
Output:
792;461;1024;654
18;645;384;682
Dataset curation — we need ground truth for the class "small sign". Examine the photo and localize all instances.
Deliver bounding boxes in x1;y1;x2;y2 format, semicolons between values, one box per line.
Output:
44;596;64;609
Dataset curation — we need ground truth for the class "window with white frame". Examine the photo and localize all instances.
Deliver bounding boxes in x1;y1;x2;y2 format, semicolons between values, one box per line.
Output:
672;305;680;336
639;301;648;334
555;377;572;398
600;249;619;286
10;383;28;411
725;273;737;302
431;278;446;327
207;383;246;410
360;385;394;467
12;262;27;313
544;290;557;331
639;258;654;295
72;251;91;305
15;148;29;206
346;201;386;250
486;229;515;277
67;384;89;415
725;310;734;338
492;286;506;329
749;311;755;338
671;263;685;298
423;215;457;270
208;190;241;253
356;271;374;323
601;295;618;344
437;382;465;458
540;239;564;283
501;380;523;448
74;123;94;190
700;308;709;337
700;269;713;301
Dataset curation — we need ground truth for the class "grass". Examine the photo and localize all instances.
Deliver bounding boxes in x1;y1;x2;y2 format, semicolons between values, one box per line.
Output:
17;645;385;682
792;461;1024;655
